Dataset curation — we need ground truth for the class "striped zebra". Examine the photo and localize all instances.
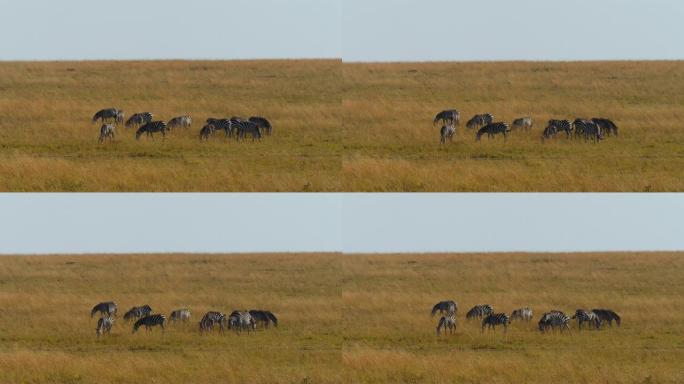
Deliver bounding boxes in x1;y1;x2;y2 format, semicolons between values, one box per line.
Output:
592;309;621;327
124;305;152;321
135;121;167;140
476;122;510;142
206;118;234;138
125;112;153;129
170;308;191;322
199;311;226;334
434;109;460;126
440;125;455;144
228;311;255;334
96;316;114;337
236;120;262;142
592;118;618;137
249;310;278;329
91;301;117;318
538;311;571;333
98;124;115;143
132;314;166;333
431;300;457;317
512;116;533;131
466;113;494;130
92;108;124;124
199;124;215;141
573;119;602;142
571;309;601;330
167;115;192;130
482;313;510;333
510;307;533;322
543;119;573;141
466;304;493;320
249;116;273;135
436;314;456;336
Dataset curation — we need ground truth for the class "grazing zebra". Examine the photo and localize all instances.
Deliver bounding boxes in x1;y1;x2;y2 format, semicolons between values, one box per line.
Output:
228;311;255;334
431;300;458;317
125;112;153;129
199;311;226;334
573;119;602;142
199;124;215;141
98;124;115;143
571;309;601;330
466;113;494;130
132;314;166;333
476;122;510;142
167;115;192;130
466;304;494;320
436;314;457;336
135;121;168;140
510;307;533;322
592;309;621;327
249;310;278;329
482;313;510;333
546;119;573;138
96;316;114;337
92;108;124;124
512;116;533;131
91;301;117;318
440;125;455;144
170;308;191;322
249;116;272;135
538;311;571;333
206;118;234;138
592;118;618;136
124;305;152;321
236;121;262;142
434;109;460;126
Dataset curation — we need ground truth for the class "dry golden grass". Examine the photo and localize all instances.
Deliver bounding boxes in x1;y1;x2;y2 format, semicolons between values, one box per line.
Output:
0;60;341;191
1;253;682;383
343;61;684;191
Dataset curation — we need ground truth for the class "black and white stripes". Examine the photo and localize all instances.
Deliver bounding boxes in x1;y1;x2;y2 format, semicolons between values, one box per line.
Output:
132;314;166;333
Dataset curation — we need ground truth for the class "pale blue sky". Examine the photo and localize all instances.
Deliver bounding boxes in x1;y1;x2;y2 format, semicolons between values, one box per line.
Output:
1;0;682;61
0;194;682;254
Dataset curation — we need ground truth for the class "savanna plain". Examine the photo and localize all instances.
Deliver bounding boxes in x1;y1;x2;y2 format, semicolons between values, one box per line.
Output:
0;253;681;383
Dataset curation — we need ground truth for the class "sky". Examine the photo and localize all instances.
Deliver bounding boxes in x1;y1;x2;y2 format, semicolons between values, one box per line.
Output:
1;194;682;254
0;0;682;61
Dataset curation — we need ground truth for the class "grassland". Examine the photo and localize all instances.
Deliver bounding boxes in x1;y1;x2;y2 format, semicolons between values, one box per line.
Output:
0;60;341;191
343;61;684;191
1;253;682;383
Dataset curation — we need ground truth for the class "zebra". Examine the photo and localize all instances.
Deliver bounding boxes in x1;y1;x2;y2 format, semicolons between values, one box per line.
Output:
592;309;621;327
573;119;602;142
92;108;124;124
571;309;601;330
436;314;457;336
206;118;234;138
199;124;215;141
98;124;115;143
249;116;273;135
548;119;573;138
199;311;226;334
123;305;152;321
96;316;114;337
167;115;192;130
170;308;191;322
538;311;571;333
466;304;493;320
440;125;455;144
135;121;167;140
466;113;494;130
433;109;460;126
511;116;533;131
132;314;166;333
249;310;278;329
482;313;510;333
476;122;510;142
125;112;153;129
236;121;262;142
592;118;618;137
228;311;255;334
510;307;533;322
431;300;457;317
91;301;117;318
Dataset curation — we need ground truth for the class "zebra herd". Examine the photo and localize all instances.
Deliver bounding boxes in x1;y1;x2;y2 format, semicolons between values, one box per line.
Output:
431;300;621;336
434;109;618;144
92;108;272;143
90;301;277;337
